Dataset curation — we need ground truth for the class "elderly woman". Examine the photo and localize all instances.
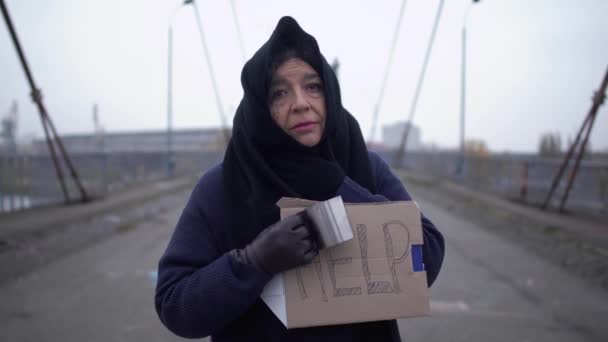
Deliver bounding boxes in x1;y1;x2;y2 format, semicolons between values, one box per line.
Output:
155;16;444;341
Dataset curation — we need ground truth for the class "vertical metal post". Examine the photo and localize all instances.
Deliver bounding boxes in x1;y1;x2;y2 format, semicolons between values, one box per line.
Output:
165;0;195;177
18;154;24;209
458;0;480;177
103;151;109;194
24;154;31;209
9;156;15;211
520;161;528;201
167;26;175;178
601;168;608;213
459;26;467;176
0;156;4;213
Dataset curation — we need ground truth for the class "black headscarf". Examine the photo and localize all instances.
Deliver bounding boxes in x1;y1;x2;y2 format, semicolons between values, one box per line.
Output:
222;16;376;247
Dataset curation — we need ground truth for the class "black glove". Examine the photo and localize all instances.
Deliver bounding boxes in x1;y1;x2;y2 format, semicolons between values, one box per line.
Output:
232;213;318;275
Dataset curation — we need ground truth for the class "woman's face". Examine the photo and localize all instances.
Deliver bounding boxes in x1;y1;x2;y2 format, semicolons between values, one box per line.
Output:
268;58;326;147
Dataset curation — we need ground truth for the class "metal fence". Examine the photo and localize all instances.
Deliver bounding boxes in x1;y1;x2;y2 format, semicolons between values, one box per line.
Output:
2;149;607;216
0;151;223;213
376;150;608;216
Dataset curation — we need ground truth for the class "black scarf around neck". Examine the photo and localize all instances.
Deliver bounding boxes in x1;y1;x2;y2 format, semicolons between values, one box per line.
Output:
222;16;376;247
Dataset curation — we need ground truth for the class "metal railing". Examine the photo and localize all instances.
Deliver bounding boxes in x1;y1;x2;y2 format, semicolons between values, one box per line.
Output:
376;149;608;216
0;151;222;213
2;149;606;216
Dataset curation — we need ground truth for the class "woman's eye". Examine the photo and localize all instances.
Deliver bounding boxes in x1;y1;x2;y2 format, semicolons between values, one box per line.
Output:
270;89;287;101
307;83;323;92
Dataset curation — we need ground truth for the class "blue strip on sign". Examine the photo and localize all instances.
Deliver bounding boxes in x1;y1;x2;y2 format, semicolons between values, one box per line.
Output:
148;270;158;284
411;245;424;272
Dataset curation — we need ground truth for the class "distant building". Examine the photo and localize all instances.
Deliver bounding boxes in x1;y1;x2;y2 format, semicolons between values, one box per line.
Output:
1;101;18;155
32;128;227;154
381;121;421;150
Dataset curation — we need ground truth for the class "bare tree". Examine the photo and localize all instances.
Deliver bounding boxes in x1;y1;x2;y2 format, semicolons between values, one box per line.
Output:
538;132;562;157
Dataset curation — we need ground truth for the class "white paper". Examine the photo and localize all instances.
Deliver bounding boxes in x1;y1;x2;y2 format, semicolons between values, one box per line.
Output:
260;274;287;326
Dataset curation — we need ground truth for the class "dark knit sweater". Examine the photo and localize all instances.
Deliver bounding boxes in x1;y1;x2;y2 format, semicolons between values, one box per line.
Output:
155;151;445;341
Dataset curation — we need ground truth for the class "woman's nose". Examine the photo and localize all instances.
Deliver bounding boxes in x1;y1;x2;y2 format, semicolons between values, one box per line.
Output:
291;88;310;113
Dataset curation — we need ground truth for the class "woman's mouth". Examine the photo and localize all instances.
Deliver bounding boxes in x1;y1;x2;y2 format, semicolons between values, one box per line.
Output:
291;122;317;132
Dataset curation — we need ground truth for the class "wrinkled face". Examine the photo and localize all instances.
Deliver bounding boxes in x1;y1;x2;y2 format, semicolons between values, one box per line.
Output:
268;58;326;147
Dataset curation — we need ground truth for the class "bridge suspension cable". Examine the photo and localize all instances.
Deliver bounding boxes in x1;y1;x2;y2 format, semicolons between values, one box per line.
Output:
1;0;88;204
190;1;230;144
393;0;446;168
368;0;409;144
229;0;247;61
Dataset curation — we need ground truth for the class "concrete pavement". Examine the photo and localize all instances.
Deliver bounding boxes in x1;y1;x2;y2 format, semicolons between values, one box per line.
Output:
1;184;607;341
400;171;608;291
0;176;196;240
0;191;190;342
0;177;197;285
400;199;608;342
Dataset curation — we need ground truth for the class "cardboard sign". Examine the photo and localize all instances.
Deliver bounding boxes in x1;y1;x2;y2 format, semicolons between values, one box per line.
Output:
260;197;430;329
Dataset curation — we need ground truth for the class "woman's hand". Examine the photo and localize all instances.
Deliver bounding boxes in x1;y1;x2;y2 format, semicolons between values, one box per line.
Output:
238;213;318;275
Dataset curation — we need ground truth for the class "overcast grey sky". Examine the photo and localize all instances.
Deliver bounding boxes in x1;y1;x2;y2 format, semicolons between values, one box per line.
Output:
1;0;607;153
